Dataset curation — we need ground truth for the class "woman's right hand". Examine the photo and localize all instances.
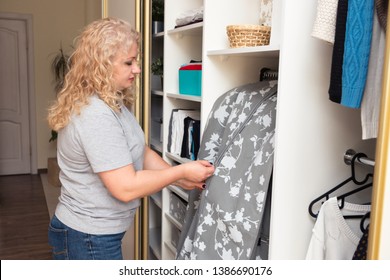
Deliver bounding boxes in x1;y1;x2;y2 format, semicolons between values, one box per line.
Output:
182;160;215;183
173;160;214;191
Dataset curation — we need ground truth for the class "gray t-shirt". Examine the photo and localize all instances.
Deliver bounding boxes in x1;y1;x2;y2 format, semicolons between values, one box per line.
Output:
55;95;145;234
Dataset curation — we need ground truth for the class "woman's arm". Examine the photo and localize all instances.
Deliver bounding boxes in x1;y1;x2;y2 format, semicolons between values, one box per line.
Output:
143;146;206;190
99;146;214;202
143;146;170;170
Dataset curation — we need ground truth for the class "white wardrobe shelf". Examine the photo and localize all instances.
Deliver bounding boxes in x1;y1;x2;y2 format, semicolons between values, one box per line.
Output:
166;92;201;102
167;21;203;36
165;151;192;164
164;241;177;255
165;212;183;230
153;31;164;38
151;89;164;96
207;45;280;58
167;185;189;202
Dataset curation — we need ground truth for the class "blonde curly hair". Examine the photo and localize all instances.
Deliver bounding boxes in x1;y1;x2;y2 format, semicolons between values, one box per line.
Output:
48;17;139;131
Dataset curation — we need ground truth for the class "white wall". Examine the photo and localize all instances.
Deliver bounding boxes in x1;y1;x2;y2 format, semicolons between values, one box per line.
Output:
104;0;136;26
0;0;101;169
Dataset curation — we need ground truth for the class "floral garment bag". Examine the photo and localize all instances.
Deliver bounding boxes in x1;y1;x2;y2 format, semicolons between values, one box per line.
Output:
176;80;278;260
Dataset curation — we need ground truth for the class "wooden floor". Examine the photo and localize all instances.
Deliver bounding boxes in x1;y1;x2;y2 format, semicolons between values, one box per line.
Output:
0;174;52;260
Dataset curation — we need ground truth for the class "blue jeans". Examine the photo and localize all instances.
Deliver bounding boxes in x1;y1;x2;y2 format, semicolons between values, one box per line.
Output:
48;215;126;260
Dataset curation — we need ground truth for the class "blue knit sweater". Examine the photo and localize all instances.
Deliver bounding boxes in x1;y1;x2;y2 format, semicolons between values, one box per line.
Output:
341;0;374;108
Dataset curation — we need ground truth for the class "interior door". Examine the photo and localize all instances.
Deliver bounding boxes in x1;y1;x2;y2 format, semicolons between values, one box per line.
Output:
0;18;31;175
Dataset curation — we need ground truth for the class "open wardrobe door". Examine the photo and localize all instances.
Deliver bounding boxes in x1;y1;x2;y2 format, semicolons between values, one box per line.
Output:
369;1;390;260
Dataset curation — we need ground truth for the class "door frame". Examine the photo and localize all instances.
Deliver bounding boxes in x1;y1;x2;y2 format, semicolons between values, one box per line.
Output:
0;12;37;174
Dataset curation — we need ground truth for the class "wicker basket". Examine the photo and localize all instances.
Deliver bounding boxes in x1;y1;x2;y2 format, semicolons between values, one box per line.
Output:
226;24;271;48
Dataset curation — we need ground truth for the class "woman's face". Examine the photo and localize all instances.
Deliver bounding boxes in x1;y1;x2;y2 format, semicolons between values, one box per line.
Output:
112;43;141;91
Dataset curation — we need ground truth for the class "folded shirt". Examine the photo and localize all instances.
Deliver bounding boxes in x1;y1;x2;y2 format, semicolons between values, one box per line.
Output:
175;6;203;28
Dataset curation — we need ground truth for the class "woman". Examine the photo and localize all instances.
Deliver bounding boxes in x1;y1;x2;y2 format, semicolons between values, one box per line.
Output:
47;17;214;260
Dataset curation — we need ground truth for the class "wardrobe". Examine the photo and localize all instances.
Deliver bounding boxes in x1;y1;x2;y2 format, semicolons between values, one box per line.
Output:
105;0;390;259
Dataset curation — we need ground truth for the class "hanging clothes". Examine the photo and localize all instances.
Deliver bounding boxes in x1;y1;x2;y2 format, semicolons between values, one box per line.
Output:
312;1;382;139
167;109;200;155
328;0;375;108
311;0;339;44
361;8;386;140
176;80;277;260
352;224;370;260
305;197;371;260
328;0;349;103
375;0;388;31
340;0;374;108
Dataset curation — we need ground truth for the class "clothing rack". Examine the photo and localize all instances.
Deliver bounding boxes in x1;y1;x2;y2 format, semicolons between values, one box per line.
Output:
344;149;375;167
308;149;374;218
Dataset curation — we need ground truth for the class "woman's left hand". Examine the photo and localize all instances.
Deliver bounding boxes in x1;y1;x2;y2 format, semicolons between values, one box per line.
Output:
174;178;207;191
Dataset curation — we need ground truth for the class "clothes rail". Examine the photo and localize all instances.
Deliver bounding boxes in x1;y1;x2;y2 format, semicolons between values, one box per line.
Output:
344;149;375;167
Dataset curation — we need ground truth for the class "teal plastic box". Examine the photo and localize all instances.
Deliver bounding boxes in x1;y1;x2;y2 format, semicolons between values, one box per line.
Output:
179;69;202;96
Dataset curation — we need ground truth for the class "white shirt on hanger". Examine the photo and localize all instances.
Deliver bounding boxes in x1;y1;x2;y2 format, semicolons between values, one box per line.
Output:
305;196;370;260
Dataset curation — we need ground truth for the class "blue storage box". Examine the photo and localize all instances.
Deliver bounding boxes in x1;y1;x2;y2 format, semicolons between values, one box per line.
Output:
179;63;202;96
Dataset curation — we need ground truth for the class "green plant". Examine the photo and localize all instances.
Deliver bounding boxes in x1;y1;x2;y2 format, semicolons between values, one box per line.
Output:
49;45;71;142
51;46;70;94
152;0;164;22
49;130;58;142
151;57;163;76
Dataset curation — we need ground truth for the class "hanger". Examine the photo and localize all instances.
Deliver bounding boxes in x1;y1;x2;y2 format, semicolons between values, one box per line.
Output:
359;211;370;232
308;152;373;218
336;181;372;219
337;182;372;210
259;67;278;81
